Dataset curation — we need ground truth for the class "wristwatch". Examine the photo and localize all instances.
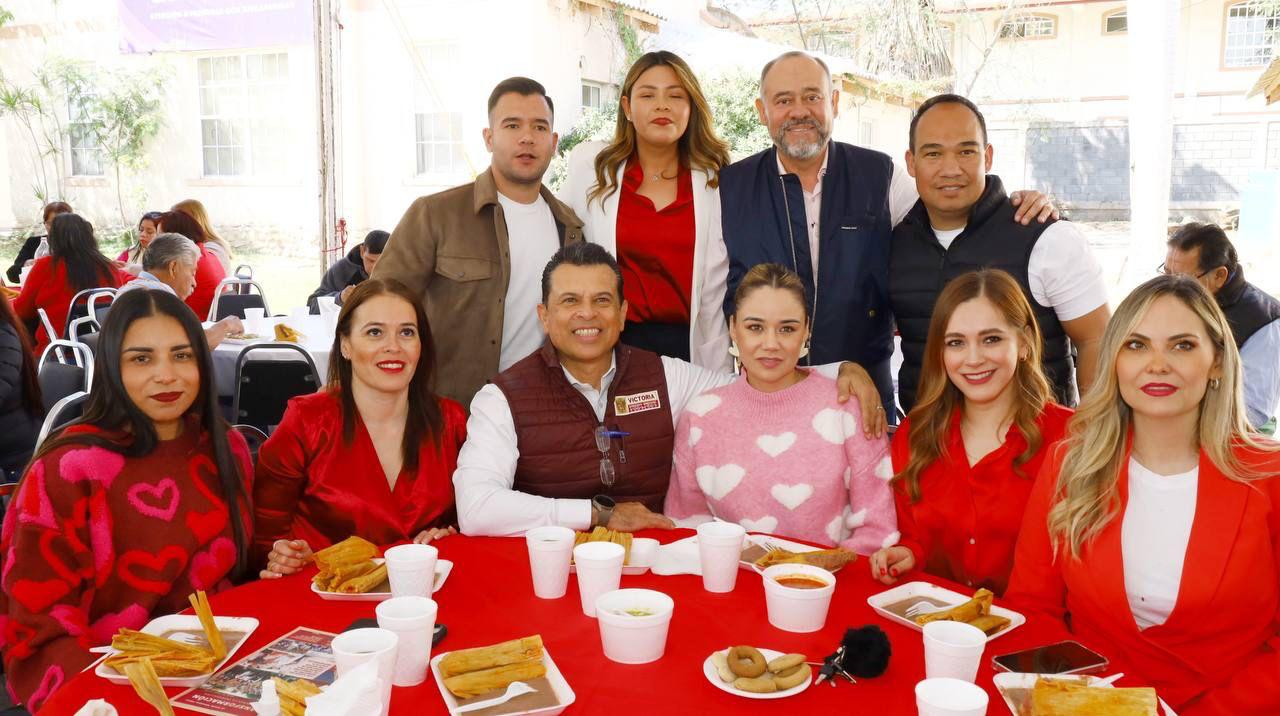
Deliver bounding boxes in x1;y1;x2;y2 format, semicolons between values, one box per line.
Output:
591;494;616;528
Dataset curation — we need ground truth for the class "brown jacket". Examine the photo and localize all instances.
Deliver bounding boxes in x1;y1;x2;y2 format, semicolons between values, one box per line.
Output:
373;169;585;408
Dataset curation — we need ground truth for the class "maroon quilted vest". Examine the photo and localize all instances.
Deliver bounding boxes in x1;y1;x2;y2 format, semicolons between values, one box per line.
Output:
492;342;674;512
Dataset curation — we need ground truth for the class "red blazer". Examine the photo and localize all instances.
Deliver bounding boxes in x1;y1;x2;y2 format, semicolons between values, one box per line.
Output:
12;256;121;352
1006;440;1280;714
891;402;1072;595
251;390;467;563
185;245;225;321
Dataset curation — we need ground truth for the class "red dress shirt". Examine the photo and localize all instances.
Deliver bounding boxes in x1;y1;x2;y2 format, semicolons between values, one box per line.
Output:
12;256;122;352
185;244;226;321
615;157;695;324
1007;440;1280;714
891;402;1073;595
251;390;467;562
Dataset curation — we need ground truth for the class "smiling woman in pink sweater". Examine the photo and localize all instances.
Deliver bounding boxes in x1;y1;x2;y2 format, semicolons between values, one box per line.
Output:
664;264;897;554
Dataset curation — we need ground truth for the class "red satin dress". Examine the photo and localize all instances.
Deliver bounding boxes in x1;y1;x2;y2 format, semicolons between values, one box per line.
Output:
251;390;467;562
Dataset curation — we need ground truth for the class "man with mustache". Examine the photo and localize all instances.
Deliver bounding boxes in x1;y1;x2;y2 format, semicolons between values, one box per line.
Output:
719;52;1057;423
891;94;1110;411
373;77;584;408
454;242;872;536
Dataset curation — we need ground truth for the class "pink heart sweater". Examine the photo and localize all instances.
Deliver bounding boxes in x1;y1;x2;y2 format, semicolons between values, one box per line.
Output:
664;371;898;554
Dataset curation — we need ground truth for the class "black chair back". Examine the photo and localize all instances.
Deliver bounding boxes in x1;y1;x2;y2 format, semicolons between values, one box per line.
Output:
231;344;321;434
213;293;268;322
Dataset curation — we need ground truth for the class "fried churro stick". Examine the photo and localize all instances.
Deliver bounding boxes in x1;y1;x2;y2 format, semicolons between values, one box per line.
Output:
189;591;226;660
122;658;176;716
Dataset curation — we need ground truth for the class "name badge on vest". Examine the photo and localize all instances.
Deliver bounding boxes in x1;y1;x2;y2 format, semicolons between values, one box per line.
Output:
614;390;661;416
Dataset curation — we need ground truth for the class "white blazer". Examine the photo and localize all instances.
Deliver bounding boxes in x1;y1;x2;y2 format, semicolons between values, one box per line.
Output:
559;141;731;371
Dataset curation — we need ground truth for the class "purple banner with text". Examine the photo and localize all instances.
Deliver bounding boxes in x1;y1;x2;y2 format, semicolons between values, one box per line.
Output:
118;0;313;54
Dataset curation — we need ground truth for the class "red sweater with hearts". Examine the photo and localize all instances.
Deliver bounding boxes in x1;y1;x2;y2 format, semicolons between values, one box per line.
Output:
0;420;252;712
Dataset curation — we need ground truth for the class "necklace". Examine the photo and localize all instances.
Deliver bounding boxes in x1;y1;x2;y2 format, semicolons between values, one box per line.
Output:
648;169;676;182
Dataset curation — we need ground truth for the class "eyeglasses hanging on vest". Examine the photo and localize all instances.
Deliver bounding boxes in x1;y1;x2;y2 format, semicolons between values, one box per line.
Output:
593;426;630;488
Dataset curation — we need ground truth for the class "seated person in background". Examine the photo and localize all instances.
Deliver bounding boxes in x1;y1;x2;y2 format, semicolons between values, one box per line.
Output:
5;201;71;284
664;263;897;554
254;279;468;578
0;289;253;712
870;269;1072;595
13;212;122;352
1007;274;1280;714
156;210;226;322
172;199;234;274
118;233;244;348
308;229;388;313
0;291;42;481
1164;222;1280;432
454;242;882;537
117;210;163;268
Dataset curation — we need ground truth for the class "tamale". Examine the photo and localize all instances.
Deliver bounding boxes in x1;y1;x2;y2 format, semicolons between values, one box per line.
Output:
106;651;219;677
967;614;1012;636
443;659;547;699
439;635;544;678
915;588;995;626
1030;677;1157;716
110;629;208;657
313;535;380;568
337;563;388;593
330;559;379;585
274;675;322;715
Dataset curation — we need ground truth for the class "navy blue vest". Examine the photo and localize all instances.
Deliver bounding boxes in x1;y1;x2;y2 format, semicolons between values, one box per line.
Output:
1217;267;1280;350
719;142;895;373
889;176;1074;413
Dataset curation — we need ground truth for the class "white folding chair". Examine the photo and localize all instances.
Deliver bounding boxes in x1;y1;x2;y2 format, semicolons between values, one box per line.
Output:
33;391;88;453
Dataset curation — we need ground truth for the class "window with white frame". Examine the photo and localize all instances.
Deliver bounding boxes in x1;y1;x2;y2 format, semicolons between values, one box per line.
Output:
197;52;290;177
998;14;1056;39
414;42;466;176
859;119;875;147
1225;1;1280;68
1103;10;1127;35
582;82;603;110
68;95;103;177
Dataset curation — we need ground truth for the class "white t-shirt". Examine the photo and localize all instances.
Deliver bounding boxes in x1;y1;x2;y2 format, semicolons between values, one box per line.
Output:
496;192;560;372
1121;458;1198;630
929;221;1108;322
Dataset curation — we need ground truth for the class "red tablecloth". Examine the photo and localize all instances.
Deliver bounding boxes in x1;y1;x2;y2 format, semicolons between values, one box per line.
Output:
43;531;1082;715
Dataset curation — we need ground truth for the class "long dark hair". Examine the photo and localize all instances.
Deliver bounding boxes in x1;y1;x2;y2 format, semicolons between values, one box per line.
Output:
897;269;1054;502
328;278;443;471
33;289;250;577
0;292;42;417
157;210;207;245
47;213;117;294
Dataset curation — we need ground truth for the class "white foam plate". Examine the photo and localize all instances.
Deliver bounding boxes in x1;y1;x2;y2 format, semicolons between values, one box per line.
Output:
570;537;658;575
310;558;453;601
430;645;576;716
993;672;1177;715
702;647;812;699
95;615;259;687
866;581;1024;641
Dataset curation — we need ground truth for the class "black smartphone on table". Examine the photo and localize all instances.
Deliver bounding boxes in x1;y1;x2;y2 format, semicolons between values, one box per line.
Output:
343;618;447;646
991;640;1108;675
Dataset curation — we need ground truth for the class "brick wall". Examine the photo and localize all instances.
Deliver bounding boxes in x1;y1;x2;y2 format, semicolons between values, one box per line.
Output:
1024;124;1130;204
1171;123;1257;202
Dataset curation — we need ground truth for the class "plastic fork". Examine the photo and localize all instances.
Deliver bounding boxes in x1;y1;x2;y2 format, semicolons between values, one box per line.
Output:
454;681;537;713
904;600;948;619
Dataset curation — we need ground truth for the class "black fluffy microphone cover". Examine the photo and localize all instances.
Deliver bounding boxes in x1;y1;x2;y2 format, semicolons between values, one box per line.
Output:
842;625;891;678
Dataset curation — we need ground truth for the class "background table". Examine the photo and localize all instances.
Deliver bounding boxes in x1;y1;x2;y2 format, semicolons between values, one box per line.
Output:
44;531;1095;715
208;314;334;397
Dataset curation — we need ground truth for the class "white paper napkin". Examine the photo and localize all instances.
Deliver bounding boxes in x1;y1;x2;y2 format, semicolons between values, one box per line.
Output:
73;700;118;716
649;535;702;576
305;660;383;716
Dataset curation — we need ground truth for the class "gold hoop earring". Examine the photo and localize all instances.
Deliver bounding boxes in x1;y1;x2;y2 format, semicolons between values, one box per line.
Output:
1209;377;1221;390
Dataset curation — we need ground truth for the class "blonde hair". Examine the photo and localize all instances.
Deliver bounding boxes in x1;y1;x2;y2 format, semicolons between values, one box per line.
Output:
1047;274;1277;557
587;51;730;207
896;270;1054;502
172;199;233;259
